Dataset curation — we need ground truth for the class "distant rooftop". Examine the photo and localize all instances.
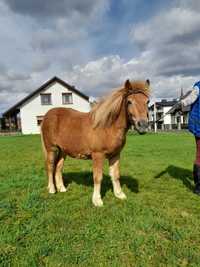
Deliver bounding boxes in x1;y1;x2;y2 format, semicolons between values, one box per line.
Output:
149;99;178;110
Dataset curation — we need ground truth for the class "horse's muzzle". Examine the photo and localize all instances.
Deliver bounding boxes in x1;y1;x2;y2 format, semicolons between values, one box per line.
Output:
137;120;148;134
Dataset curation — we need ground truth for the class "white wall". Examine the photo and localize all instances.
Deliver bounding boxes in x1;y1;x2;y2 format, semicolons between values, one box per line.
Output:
148;106;173;125
163;107;172;124
20;81;90;134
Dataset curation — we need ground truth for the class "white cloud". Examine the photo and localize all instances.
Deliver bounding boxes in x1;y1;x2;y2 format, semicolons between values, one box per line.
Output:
130;4;200;77
62;55;152;97
131;8;200;47
61;53;197;101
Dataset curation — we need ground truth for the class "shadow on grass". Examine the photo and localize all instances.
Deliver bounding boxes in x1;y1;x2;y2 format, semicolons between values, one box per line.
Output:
63;171;139;197
154;165;193;190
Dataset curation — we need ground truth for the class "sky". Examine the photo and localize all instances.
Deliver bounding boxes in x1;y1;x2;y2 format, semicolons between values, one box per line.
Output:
1;0;200;114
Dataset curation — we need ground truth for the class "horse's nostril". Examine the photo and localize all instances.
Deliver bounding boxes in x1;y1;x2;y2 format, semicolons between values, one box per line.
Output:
139;120;148;128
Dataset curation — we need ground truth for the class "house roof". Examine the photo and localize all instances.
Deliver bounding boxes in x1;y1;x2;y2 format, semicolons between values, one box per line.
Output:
149;99;178;110
166;104;190;114
149;99;190;114
3;76;89;117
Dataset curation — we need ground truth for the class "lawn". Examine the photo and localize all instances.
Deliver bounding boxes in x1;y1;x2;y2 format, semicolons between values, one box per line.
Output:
1;132;200;267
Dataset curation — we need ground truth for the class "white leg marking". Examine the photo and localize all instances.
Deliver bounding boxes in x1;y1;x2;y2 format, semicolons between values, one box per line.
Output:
57;184;67;192
55;157;66;193
109;155;127;200
92;184;103;207
48;184;56;194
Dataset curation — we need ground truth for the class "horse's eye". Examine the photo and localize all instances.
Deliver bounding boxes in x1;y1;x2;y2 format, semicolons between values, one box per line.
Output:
127;100;132;106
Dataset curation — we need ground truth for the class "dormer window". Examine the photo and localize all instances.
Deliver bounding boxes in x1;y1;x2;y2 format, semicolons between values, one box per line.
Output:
62;93;73;104
41;94;52;105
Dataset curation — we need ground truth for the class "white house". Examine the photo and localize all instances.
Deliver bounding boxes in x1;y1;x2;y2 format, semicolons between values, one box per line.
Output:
3;76;90;134
149;99;189;131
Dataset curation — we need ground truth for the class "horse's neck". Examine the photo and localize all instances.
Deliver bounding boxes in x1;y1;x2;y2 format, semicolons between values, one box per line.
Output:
113;100;129;131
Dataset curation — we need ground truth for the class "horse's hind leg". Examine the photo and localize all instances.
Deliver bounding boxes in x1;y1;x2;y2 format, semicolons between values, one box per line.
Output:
55;153;67;192
109;154;127;200
46;150;56;194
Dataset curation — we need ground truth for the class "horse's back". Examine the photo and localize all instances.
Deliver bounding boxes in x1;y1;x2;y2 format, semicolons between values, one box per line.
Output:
44;107;87;118
43;107;88;124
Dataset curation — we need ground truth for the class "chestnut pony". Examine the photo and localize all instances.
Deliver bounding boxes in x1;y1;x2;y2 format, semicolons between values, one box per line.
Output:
41;79;150;206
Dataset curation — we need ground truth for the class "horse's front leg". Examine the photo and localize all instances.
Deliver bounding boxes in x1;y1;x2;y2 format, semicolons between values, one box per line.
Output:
92;152;104;207
109;154;127;200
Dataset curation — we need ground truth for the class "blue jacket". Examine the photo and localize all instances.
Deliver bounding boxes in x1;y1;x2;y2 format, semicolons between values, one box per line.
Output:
188;81;200;137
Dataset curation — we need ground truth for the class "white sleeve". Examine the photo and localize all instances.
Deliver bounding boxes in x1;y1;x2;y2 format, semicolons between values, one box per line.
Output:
181;86;199;107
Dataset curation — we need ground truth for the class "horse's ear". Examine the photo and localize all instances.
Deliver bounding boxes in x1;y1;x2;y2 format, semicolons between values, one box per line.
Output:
124;79;132;90
146;79;150;86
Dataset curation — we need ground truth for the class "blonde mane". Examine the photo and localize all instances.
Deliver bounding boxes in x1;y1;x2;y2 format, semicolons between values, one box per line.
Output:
90;80;150;128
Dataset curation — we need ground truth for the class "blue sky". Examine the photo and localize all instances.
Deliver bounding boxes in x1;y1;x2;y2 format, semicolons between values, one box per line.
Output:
1;0;200;114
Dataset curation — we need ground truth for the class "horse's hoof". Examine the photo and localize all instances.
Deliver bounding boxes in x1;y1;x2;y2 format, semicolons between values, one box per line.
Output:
92;197;103;207
115;191;127;200
58;186;67;192
48;187;56;194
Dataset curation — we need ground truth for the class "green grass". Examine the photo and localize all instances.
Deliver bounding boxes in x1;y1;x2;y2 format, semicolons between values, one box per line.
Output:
1;132;200;267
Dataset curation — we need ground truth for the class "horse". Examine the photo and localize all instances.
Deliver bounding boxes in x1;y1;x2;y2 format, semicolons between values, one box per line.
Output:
41;79;150;206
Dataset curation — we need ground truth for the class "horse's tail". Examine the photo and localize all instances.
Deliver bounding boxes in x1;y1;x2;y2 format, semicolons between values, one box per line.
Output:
40;123;47;160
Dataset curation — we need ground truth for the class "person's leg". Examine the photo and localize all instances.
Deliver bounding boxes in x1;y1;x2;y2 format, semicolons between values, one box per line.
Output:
193;136;200;195
195;136;200;165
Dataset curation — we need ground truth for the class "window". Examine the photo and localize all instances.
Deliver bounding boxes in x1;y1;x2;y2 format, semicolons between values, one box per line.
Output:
176;116;180;123
41;94;52;105
62;93;73;104
36;116;44;126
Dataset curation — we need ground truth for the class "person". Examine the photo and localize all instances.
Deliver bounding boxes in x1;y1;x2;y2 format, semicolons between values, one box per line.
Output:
181;81;200;195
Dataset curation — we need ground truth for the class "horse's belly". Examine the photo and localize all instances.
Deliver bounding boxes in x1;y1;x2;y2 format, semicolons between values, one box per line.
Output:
63;148;91;160
71;153;91;160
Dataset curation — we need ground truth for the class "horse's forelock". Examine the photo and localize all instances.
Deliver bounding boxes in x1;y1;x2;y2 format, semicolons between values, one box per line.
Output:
129;81;150;97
